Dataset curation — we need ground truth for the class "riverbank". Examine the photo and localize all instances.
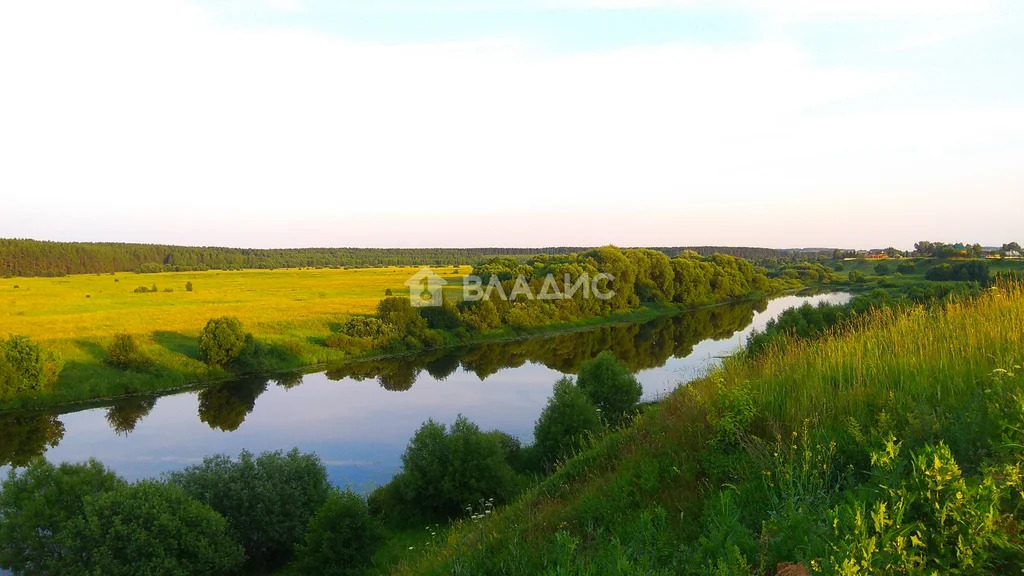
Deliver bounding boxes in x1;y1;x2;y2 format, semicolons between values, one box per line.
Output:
0;292;781;412
383;282;1024;575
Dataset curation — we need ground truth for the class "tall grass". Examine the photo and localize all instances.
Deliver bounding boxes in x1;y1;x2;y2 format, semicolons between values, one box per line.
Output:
384;283;1024;575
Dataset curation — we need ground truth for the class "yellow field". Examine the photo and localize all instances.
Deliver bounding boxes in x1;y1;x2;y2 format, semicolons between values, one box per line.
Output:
1;266;469;342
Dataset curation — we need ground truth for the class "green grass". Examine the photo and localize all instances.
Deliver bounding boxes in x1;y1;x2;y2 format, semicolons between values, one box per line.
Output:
381;283;1024;574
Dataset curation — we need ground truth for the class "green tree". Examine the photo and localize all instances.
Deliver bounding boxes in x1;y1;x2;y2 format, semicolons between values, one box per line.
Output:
533;377;602;467
0;335;47;396
167;448;332;571
105;333;147;369
294;490;383;576
873;262;890;275
575;351;642;423
0;458;124;575
395;416;517;522
62;481;243;576
377;296;427;333
198;316;247;366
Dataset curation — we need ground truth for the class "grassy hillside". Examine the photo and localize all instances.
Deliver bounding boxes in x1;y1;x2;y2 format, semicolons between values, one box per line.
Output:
386;284;1024;574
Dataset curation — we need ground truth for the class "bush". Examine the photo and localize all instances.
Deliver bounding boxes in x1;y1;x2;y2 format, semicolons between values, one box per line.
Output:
63;481;244;576
897;261;916;274
185;281;193;292
198;316;247;366
392;416;517;523
0;335;47;397
294;491;383;576
575;351;642;423
873;262;890;275
167;448;332;571
324;333;372;355
0;459;124;574
849;270;867;283
534;377;602;467
105;333;147;370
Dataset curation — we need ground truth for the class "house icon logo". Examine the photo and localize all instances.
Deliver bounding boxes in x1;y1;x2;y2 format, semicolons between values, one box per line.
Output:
405;268;447;307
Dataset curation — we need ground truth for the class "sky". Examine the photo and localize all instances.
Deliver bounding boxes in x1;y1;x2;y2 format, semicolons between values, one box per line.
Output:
1;0;1022;250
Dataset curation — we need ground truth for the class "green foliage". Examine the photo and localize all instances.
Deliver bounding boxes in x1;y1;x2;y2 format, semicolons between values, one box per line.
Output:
377;297;428;332
389;416;518;523
826;439;1024;574
105;332;148;370
925;260;990;283
294;490;383;576
198;316;247;366
849;270;867;283
185;280;193;291
63;481;244;576
0;335;47;399
873;262;891;275
534;376;602;467
0;458;124;574
576;351;642;423
897;261;917;274
167;448;331;571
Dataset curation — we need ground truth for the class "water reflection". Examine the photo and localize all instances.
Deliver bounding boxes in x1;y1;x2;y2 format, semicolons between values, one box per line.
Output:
0;294;847;484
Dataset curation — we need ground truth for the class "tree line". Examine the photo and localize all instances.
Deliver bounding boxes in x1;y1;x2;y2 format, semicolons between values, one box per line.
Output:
1;238;820;277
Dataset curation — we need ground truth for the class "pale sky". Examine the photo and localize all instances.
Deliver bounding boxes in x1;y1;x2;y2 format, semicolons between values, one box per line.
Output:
1;0;1021;250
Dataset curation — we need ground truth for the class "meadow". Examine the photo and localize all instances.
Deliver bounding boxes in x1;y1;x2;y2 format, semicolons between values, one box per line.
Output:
0;267;468;408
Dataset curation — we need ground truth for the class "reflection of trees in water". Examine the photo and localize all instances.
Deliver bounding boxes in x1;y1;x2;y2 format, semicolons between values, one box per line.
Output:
273;371;305;390
105;396;157;436
197;377;269;432
321;299;764;392
0;412;64;467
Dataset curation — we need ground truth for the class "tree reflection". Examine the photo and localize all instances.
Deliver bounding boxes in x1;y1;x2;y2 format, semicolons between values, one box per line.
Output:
197;377;269;432
0;412;65;467
322;299;764;391
105;396;157;436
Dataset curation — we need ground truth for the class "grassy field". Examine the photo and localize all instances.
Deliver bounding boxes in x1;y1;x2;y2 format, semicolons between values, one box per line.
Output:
0;267;468;409
382;283;1024;574
1;266;469;341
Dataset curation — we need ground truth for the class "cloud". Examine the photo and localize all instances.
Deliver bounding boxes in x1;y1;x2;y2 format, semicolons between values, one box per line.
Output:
0;0;1020;248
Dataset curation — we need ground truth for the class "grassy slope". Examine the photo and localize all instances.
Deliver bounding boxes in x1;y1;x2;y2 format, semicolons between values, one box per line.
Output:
385;284;1024;574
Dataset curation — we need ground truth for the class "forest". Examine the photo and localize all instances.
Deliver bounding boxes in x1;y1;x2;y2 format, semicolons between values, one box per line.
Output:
0;238;820;277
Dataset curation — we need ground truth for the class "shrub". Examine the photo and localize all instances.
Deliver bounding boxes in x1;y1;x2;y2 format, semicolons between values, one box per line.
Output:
393;416;517;522
0;335;47;396
575;351;642;423
849;270;867;283
105;333;147;370
873;262;890;275
0;458;125;574
198;316;247;366
325;333;372;355
534;377;602;467
163;287;173;292
185;281;193;292
62;481;244;576
294;491;383;576
167;448;332;571
897;261;916;274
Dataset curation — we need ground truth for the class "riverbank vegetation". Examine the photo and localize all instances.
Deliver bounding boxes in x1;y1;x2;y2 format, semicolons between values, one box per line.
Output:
379;281;1024;574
